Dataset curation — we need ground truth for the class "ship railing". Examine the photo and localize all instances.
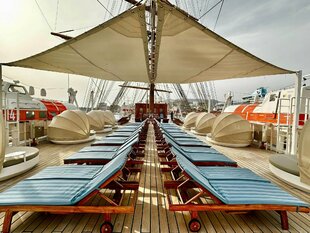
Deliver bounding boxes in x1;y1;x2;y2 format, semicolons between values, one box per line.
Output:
275;97;310;154
3;92;20;146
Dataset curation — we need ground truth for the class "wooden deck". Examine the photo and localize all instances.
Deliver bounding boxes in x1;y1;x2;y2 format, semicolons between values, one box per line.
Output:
0;124;309;233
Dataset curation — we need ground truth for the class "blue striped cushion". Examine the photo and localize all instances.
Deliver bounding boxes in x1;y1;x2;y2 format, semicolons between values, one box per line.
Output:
180;147;215;153
79;146;119;152
176;153;308;207
65;151;117;161
198;167;268;182
0;148;129;206
172;147;234;164
28;165;103;180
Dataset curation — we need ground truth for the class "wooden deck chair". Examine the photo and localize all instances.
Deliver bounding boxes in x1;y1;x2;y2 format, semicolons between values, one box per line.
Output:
0;149;139;233
64;140;144;174
164;153;309;232
160;145;237;172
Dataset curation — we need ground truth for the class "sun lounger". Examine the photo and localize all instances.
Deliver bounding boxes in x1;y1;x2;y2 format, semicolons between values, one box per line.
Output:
64;137;144;169
92;133;139;146
164;153;309;231
0;149;139;233
162;132;210;147
161;146;237;169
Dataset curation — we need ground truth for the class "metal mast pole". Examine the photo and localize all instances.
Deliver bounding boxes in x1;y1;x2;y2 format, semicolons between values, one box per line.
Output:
149;0;156;114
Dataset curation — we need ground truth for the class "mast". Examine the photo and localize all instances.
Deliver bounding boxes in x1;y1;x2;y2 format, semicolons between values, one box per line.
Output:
149;0;157;114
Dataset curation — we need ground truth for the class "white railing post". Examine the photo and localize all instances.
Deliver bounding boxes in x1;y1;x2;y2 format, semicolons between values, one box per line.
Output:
0;65;2;112
291;71;302;155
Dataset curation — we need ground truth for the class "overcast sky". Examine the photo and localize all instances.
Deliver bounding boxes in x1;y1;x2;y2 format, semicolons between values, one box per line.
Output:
1;0;310;105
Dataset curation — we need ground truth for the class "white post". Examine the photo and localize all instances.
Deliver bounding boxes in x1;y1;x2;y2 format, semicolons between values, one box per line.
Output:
291;70;302;155
0;65;2;111
208;98;211;113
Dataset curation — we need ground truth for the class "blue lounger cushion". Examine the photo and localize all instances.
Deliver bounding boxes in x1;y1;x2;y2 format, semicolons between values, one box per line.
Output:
171;147;235;164
66;136;136;162
179;147;219;153
92;137;130;146
168;133;196;139
164;129;184;133
28;165;104;180
65;151;117;161
79;146;120;152
197;167;267;182
107;132;133;137
115;127;139;132
176;153;308;207
171;139;208;147
164;133;210;147
0;148;130;206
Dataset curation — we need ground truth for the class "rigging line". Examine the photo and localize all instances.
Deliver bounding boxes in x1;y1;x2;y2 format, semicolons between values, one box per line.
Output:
54;0;60;31
198;0;223;20
34;0;53;31
199;0;208;16
125;0;144;11
213;0;224;30
96;0;114;17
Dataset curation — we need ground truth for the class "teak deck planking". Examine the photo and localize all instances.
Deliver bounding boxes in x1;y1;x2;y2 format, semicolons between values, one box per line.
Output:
0;123;309;232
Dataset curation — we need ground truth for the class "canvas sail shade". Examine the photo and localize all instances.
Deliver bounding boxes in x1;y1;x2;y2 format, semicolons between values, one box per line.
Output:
154;2;294;83
3;2;294;84
5;5;150;83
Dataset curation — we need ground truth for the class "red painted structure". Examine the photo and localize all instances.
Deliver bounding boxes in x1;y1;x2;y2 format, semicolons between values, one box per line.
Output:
135;103;168;122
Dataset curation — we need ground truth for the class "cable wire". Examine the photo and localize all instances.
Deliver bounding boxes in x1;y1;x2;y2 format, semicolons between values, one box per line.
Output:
96;0;114;17
198;0;223;20
34;0;53;31
213;0;224;30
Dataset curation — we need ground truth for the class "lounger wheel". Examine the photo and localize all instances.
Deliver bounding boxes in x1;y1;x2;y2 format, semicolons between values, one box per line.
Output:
100;222;113;233
189;219;201;232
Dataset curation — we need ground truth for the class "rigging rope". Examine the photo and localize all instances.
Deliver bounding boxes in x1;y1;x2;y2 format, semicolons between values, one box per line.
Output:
213;0;224;30
198;0;223;20
96;0;114;18
34;0;53;31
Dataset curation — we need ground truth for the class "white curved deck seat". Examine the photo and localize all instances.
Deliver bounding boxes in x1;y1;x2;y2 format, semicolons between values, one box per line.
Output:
206;113;252;147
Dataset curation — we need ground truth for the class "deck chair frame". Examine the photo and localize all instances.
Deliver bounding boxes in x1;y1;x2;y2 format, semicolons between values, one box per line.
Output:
164;170;309;232
0;170;139;233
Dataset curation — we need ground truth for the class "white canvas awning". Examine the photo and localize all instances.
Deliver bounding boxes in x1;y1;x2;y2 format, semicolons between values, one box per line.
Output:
3;2;295;84
5;5;150;83
154;2;295;83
